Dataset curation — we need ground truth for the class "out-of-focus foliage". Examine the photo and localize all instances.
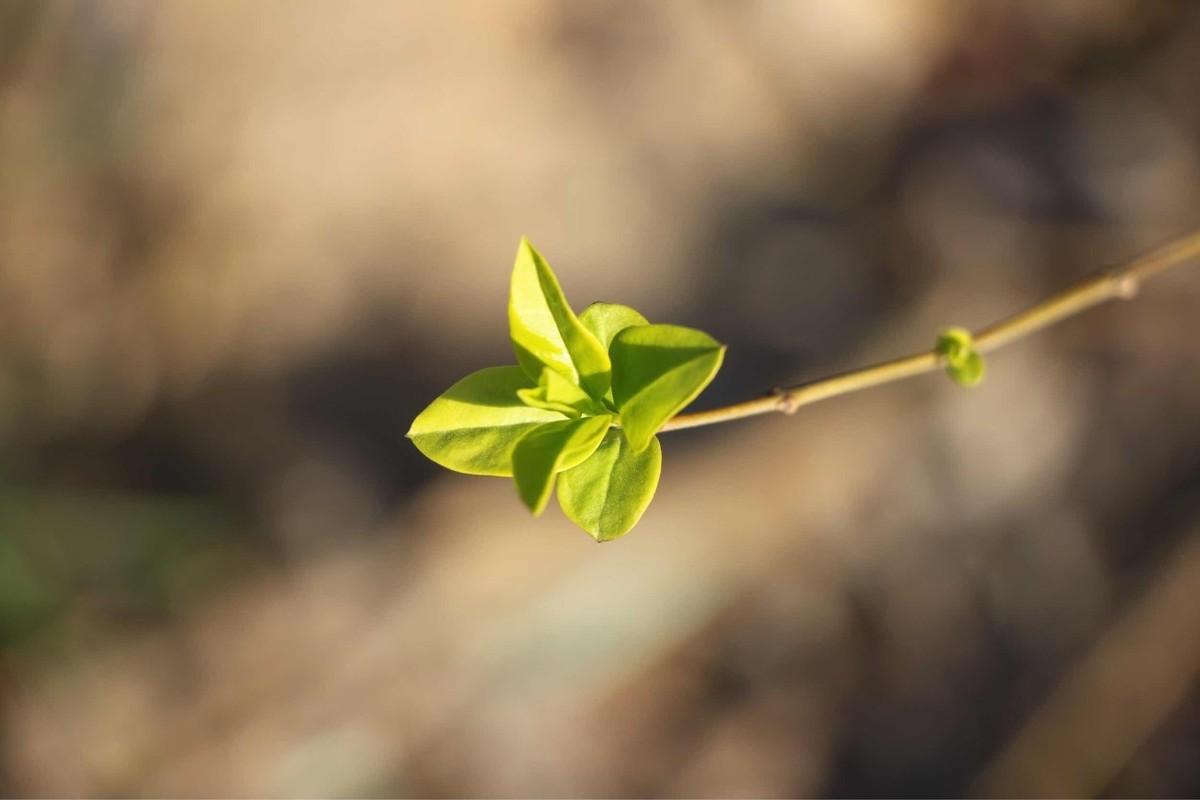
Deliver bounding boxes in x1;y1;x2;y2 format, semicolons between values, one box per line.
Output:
0;487;239;649
936;326;986;387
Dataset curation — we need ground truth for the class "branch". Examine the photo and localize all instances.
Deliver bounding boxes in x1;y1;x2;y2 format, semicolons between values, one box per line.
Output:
661;228;1200;433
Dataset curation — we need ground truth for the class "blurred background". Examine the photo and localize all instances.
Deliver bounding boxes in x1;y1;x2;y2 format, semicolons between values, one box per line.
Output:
2;0;1200;796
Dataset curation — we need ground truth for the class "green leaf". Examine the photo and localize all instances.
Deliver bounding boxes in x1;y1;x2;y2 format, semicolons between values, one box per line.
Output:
512;415;612;515
516;368;603;417
935;326;974;367
579;302;649;351
557;429;662;541
508;238;611;399
580;302;651;408
947;350;985;387
407;366;567;476
936;326;985;388
610;324;725;452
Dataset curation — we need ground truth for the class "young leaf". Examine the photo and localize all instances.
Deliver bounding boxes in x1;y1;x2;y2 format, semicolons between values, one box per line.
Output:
516;368;603;417
580;302;651;407
936;326;985;388
508;238;611;399
512;415;612;515
557;429;662;541
947;350;985;387
407;366;566;476
935;327;974;367
579;302;649;351
610;324;725;452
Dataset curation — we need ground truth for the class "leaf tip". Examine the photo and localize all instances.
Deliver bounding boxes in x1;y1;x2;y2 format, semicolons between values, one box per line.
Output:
515;480;550;516
573;515;632;543
618;426;649;454
516;235;538;258
513;236;537;273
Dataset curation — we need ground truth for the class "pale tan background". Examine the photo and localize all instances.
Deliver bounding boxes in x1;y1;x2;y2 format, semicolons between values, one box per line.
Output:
2;0;1200;796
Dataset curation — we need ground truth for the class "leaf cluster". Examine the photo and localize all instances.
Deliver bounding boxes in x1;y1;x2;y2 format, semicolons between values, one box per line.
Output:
936;327;985;387
408;239;725;540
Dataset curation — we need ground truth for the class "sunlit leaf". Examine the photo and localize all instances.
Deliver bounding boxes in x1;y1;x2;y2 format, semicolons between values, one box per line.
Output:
580;302;650;407
557;430;661;541
579;302;649;351
508;238;611;399
516;368;603;417
511;415;612;515
407;366;566;476
610;324;725;452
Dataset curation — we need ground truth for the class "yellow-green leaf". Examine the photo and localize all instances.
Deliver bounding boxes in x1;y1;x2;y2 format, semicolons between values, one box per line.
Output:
557;430;662;541
579;302;649;351
935;326;974;367
947;350;985;387
936;326;985;387
580;302;650;407
516;368;603;417
511;415;612;515
508;238;611;399
407;367;566;476
610;324;725;452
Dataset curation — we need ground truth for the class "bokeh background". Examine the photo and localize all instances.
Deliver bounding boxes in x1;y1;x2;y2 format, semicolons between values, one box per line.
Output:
2;0;1200;796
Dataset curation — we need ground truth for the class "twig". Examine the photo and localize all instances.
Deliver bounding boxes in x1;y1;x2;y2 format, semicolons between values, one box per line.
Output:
661;228;1200;433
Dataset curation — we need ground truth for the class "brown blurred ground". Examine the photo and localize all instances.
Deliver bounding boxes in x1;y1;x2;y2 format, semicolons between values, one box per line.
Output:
1;0;1200;796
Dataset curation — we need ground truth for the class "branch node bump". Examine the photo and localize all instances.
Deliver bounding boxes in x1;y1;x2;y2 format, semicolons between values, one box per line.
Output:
773;386;801;415
1110;270;1140;300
